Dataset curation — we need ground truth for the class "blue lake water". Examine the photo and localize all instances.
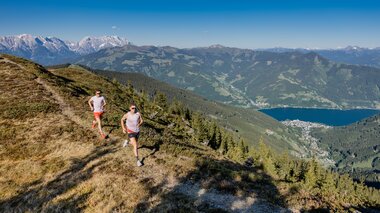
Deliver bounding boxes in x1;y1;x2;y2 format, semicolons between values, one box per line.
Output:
259;108;380;126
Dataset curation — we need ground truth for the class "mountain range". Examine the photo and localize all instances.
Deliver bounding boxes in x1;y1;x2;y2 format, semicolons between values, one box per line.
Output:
260;46;380;68
2;34;380;68
75;45;380;109
0;34;128;65
1;35;380;109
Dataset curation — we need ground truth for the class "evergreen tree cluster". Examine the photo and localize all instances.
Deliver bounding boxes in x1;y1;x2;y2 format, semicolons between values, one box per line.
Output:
249;138;380;210
145;90;249;162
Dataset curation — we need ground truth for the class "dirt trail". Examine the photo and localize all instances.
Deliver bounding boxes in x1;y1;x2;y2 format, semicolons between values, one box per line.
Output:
156;177;292;213
36;78;91;129
1;57;94;133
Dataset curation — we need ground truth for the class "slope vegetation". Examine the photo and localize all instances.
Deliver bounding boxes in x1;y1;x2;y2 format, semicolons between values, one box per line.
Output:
311;114;380;188
69;66;305;155
1;54;379;212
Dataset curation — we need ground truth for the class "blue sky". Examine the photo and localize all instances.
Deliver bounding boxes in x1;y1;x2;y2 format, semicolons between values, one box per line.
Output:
1;0;380;48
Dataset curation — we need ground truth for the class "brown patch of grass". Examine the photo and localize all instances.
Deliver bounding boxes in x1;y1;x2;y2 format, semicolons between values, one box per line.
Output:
0;101;59;119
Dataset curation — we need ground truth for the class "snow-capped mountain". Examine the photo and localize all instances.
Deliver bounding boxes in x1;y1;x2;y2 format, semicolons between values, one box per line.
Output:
67;35;129;55
0;34;129;65
0;34;75;64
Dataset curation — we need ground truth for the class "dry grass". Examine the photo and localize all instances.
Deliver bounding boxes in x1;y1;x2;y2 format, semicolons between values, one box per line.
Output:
1;55;362;212
0;55;282;212
0;55;205;212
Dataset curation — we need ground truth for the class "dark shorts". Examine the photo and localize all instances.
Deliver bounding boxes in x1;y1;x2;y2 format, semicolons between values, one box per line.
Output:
128;132;140;139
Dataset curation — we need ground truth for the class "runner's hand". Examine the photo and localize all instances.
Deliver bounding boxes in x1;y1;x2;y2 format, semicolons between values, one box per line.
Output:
122;129;127;134
90;107;94;111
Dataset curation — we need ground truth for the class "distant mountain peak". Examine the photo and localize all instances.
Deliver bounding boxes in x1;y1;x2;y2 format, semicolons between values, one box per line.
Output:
209;44;226;48
344;45;362;51
0;34;129;65
73;35;128;54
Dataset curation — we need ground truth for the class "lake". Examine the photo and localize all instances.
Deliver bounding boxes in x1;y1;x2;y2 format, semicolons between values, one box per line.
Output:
259;108;380;126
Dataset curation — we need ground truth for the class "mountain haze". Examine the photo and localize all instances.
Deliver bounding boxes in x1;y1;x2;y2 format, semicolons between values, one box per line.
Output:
76;45;380;109
261;46;380;69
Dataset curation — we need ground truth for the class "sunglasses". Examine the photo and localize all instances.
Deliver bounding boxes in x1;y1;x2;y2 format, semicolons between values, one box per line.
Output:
131;107;136;109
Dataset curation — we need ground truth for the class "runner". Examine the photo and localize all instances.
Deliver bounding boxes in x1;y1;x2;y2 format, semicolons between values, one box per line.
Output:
88;90;106;139
121;104;144;167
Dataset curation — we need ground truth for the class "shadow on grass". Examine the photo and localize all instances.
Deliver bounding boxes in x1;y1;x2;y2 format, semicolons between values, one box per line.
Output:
103;124;120;135
0;145;118;212
139;139;162;164
134;156;290;212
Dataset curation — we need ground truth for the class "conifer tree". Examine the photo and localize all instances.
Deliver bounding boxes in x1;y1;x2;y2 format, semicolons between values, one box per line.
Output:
304;158;319;191
238;139;246;160
153;91;168;109
257;137;277;177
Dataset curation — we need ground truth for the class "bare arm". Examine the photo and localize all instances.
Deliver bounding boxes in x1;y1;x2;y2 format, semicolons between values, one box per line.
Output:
102;98;106;108
121;113;128;133
88;98;93;111
138;113;144;127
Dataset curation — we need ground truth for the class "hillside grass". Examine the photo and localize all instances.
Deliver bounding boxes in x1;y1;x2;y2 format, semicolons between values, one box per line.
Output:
1;54;379;212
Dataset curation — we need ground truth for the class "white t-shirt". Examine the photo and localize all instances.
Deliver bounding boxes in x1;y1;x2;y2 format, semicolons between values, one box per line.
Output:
90;96;105;112
126;112;141;133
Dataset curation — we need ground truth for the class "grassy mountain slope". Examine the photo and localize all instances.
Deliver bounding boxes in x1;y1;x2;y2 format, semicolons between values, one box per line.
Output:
72;66;305;155
0;54;269;212
311;114;380;187
1;54;379;212
76;45;380;109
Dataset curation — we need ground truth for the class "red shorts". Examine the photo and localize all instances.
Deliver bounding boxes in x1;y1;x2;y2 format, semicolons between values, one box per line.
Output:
94;112;104;119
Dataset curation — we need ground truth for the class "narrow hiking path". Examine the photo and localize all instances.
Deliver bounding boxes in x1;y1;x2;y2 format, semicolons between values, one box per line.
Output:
167;181;290;213
2;57;104;137
35;78;92;130
35;76;123;144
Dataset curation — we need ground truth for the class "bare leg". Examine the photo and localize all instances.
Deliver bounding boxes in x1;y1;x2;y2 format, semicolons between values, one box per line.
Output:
96;117;103;134
130;137;139;158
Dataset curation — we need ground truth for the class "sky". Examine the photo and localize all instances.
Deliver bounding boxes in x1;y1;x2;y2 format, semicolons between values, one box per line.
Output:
1;0;380;49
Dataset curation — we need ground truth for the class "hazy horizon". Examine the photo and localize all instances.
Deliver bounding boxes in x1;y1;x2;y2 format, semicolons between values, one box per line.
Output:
1;0;380;49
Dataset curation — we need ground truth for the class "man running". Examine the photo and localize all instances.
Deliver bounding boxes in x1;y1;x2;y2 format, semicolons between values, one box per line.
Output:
88;90;106;139
121;104;143;167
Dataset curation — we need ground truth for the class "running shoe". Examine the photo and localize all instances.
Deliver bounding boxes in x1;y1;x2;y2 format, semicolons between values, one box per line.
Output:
100;133;106;139
137;160;143;167
122;139;129;147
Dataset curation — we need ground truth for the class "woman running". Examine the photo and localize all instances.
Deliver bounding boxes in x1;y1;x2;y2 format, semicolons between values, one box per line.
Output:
121;104;144;167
